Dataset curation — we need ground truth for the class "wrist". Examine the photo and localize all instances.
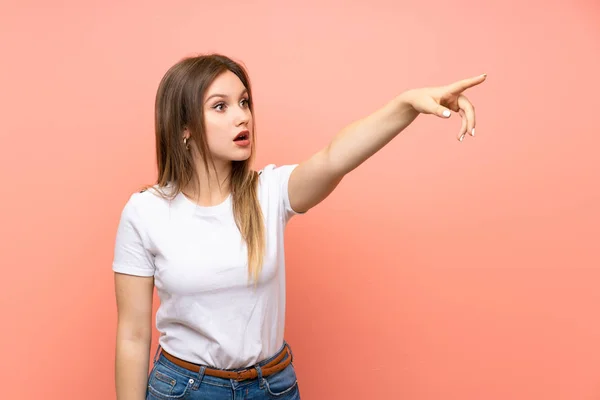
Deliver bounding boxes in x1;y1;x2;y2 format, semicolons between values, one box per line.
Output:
389;91;420;123
394;90;418;111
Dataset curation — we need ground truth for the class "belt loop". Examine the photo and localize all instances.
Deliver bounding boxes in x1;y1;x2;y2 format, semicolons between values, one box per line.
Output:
152;344;162;365
196;365;206;384
255;365;264;388
287;342;294;363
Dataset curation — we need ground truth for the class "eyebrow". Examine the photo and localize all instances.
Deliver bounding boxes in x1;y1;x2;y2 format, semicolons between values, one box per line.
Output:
205;89;248;104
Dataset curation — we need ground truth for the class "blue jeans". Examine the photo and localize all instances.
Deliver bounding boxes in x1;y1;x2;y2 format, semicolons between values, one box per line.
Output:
146;342;301;400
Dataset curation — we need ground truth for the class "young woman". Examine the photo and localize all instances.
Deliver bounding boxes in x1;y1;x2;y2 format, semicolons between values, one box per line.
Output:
112;54;486;400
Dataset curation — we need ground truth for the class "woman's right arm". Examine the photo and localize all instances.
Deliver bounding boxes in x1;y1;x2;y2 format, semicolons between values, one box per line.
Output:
114;272;155;400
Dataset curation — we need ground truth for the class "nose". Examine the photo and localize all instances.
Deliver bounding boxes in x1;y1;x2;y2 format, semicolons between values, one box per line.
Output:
234;104;251;126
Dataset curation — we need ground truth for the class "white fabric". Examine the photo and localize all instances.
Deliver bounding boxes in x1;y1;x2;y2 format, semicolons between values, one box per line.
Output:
112;164;302;369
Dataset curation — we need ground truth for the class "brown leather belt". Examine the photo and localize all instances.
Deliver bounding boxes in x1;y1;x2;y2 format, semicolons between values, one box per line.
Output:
160;344;292;381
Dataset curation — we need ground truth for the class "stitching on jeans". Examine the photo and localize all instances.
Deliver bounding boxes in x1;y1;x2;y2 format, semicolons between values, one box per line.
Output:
264;379;298;397
156;360;231;388
154;371;176;386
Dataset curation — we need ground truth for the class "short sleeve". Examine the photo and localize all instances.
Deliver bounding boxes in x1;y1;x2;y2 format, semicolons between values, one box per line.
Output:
112;195;155;277
260;163;307;223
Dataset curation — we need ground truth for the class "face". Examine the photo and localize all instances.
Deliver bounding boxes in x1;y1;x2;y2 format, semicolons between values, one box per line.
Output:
198;70;253;164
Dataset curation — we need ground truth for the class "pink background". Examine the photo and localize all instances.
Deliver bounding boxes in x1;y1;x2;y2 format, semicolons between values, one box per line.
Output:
2;0;599;399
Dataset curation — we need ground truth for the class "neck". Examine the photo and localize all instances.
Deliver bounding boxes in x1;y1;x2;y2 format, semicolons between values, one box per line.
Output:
183;157;232;207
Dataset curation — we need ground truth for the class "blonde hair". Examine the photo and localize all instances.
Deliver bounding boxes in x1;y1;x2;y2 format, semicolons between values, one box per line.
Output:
146;54;265;284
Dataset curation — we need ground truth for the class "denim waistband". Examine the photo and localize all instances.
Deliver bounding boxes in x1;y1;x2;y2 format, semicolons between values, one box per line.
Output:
152;341;292;380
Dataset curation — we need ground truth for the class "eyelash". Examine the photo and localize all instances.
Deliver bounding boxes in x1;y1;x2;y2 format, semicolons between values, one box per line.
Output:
213;98;250;112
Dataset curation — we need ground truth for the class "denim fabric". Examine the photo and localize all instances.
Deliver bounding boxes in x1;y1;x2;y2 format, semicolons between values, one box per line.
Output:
146;342;301;400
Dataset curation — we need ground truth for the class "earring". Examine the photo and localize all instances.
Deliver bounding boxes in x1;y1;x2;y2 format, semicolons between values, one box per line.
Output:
183;137;189;149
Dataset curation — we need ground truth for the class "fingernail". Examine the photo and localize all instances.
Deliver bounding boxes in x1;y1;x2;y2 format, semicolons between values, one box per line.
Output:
471;128;475;136
443;110;451;118
459;133;465;142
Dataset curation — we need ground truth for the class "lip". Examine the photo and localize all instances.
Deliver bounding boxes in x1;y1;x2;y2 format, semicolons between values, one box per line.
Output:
234;139;251;147
234;130;250;140
233;130;250;146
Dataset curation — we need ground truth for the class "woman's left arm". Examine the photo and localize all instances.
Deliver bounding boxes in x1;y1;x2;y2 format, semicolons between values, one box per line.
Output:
287;73;487;214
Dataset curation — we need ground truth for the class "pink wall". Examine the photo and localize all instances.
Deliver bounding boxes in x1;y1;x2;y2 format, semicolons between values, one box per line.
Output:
2;1;599;399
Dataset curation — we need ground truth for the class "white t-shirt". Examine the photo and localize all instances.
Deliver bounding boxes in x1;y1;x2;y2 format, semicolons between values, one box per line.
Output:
112;164;303;369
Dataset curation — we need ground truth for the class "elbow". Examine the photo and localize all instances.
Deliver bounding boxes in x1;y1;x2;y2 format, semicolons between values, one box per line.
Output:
116;321;152;344
323;142;349;178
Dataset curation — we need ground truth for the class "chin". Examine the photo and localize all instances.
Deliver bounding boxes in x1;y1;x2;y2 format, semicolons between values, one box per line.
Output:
230;151;252;162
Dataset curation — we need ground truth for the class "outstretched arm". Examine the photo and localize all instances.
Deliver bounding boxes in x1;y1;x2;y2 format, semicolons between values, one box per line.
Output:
288;74;487;214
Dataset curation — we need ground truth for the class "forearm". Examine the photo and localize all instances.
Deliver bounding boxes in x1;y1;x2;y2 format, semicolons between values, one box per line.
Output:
325;92;419;176
115;337;152;400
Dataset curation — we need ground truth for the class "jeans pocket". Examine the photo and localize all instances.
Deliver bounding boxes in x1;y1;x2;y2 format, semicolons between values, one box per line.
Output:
262;363;299;398
147;363;193;400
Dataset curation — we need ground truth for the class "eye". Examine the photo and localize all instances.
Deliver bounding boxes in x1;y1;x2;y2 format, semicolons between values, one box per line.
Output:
213;102;226;111
240;98;250;107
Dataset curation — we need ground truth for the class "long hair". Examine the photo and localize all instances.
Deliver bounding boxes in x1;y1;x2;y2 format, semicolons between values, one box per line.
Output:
149;54;265;284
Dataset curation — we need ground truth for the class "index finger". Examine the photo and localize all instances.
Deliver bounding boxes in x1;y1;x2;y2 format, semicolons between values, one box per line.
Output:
447;74;487;94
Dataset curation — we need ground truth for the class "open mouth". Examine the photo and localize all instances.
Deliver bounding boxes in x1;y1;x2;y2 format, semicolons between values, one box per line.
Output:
234;132;249;142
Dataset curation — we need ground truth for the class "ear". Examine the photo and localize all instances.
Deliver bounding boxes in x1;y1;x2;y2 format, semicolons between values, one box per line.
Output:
182;127;190;141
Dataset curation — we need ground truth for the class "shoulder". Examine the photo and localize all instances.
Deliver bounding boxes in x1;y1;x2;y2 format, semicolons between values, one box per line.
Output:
257;163;298;184
120;184;174;222
256;163;305;220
